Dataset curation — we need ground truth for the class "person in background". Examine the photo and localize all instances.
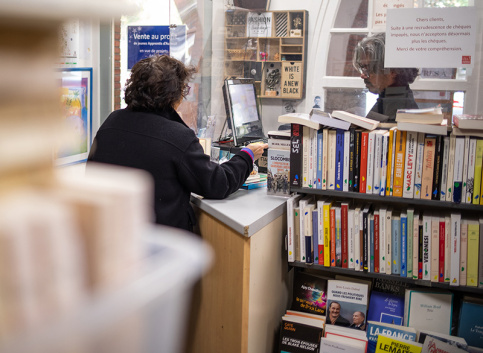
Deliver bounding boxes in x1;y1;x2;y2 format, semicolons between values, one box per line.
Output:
350;311;366;330
353;32;419;122
88;54;267;232
328;301;350;327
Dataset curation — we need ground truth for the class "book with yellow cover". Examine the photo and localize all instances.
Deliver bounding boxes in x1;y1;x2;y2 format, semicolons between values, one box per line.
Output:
467;220;480;287
393;130;407;197
386;127;397;196
323;200;333;267
375;334;422;353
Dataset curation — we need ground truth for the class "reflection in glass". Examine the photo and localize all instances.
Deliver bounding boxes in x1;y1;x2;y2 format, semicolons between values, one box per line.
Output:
325;88;369;117
327;33;366;77
333;0;368;28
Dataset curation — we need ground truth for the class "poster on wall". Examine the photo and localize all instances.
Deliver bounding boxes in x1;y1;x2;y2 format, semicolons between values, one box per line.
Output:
246;12;272;37
372;0;413;31
59;19;80;59
385;7;476;68
56;68;92;166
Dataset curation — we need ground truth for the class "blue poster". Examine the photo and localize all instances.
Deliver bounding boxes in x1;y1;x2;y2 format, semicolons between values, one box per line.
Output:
127;26;170;69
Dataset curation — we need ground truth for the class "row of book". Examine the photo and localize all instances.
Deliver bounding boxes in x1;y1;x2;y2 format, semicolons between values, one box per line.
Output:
280;273;483;353
287;194;483;288
281;119;483;205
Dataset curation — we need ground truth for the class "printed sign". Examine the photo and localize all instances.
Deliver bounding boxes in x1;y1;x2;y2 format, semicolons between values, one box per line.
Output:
385;7;476;68
127;26;170;69
372;0;414;31
281;62;302;99
246;12;272;37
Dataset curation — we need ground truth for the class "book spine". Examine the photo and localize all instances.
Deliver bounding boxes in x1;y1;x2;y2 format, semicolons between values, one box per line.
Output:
380;133;389;196
354;130;361;192
413;132;425;199
418;221;423;279
422;213;431;280
360;131;369;194
354;208;361;271
430;215;439;282
360;210;365;271
323;202;332;267
406;209;414;278
312;129;318;188
440;136;450;200
366;131;376;194
400;213;407;277
374;132;383;195
403;131;417;198
312;209;319;264
439;218;445;283
298;199;308;262
412;212;419;280
473;140;483;204
387;128;397;196
303;205;313;263
431;136;444;200
316;129;323;189
459;220;468;286
444;216;451;282
450;213;461;286
330;207;336;266
348;209;355;269
328;130;337;190
302;126;310;188
446;134;456;202
369;214;374;272
374;211;380;273
466;221;479;286
335;129;344;191
322;129;329;190
379;208;387;274
341;203;349;268
317;200;324;265
294;207;301;262
286;195;300;262
453;137;465;203
343;130;350;192
421;136;436;200
461;136;470;202
465;139;477;203
348;128;356;192
393;130;407;197
385;209;392;275
290;124;303;188
480;218;483;287
363;208;369;271
335;206;342;267
391;216;400;274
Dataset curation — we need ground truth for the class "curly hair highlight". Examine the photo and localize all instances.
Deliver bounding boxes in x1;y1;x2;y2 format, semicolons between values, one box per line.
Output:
124;54;197;112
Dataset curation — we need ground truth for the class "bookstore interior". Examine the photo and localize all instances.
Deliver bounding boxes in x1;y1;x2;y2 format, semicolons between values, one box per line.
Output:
1;0;483;353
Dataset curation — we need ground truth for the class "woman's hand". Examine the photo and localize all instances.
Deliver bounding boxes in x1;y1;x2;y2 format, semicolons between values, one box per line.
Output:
245;142;268;161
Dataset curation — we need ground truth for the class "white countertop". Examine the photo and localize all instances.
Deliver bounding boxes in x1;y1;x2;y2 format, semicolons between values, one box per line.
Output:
190;188;288;237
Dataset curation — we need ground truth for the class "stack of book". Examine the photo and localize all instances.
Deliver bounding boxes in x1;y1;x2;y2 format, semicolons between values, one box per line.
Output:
453;114;483;138
241;172;267;189
395;107;448;136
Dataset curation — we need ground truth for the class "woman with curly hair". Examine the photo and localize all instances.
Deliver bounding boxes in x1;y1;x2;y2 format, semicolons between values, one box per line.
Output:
353;32;419;121
88;55;267;231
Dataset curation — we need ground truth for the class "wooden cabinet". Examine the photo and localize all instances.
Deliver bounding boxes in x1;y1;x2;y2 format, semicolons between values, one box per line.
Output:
224;9;308;99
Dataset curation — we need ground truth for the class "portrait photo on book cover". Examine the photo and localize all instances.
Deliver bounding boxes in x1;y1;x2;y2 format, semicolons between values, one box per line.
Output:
327;299;367;330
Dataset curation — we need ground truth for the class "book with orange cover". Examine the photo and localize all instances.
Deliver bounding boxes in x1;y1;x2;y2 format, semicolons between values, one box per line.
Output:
393;130;407;197
360;131;369;194
421;137;436;200
386;127;397;196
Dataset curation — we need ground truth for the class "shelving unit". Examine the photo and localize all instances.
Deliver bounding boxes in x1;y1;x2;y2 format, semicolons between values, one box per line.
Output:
224;9;308;99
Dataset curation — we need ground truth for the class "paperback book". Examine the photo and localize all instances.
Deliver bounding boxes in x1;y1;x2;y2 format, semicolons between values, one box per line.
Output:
326;280;369;328
291;271;328;316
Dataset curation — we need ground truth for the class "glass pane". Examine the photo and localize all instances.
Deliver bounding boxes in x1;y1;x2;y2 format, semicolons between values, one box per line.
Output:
413;90;465;121
326;33;366;77
334;0;368;28
324;88;369;117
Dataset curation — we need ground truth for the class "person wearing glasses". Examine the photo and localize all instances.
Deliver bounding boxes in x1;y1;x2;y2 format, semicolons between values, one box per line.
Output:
353;32;419;122
88;54;267;232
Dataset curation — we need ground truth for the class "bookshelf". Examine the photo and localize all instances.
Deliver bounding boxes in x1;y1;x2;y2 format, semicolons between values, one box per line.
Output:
224;9;308;99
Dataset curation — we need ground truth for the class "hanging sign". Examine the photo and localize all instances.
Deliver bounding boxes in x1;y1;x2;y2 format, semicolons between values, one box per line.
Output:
127;26;170;69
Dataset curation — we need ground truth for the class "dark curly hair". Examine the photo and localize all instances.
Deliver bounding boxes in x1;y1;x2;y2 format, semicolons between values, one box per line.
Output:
353;32;419;85
124;54;197;112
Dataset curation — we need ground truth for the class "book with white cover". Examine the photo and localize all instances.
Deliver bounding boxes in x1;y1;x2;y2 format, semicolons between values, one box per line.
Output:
453;114;483;130
413;133;425;199
287;194;303;262
322;129;329;190
412;212;420;280
465;139;477;203
302;126;310;187
320;337;366;353
422;213;432;281
298;195;314;263
440;136;450;200
373;130;384;195
403;131;417;198
446;134;456;202
450;213;461;286
461;137;470;203
366;130;377;194
326;280;369;327
343;130;350;191
421;335;468;353
323;326;368;352
431;215;440;283
328;130;337;190
278;112;320;130
444;216;451;283
459;220;468;286
310;108;351;130
380;131;389;196
397;119;449;136
332;110;380;130
348;208;355;269
452;127;483;138
395;107;444;124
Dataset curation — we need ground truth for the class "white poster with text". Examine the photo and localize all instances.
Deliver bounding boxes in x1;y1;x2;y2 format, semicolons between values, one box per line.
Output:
372;0;413;32
385;7;476;68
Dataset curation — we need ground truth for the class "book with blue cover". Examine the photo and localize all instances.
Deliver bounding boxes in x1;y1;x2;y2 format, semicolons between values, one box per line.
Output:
457;298;483;348
367;291;404;325
335;129;345;191
400;212;407;277
312;209;319;264
316;129;323;189
370;214;374;273
366;321;417;353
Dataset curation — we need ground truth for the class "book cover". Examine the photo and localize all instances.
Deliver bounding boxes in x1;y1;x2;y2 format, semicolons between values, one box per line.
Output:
287;194;303;262
326;280;369;328
375;334;422;353
267;148;290;196
395;107;444;124
298;195;313;263
279;318;323;353
370;214;374;273
446;134;456;202
291;271;328;316
393;130;407;197
317;199;325;265
310;108;351;130
366;321;417;353
397;120;448;136
453;137;465;203
279;112;320;130
344;130;350;192
349;128;356;192
380;131;389;196
440;136;450;200
323;200;333;267
462;136;470;202
320;337;367;353
324;325;368;350
290;123;303;188
335;204;342;267
430;215;440;283
421;136;436;200
360;131;369;194
404;289;453;335
457;299;483;348
450;213;461;286
328;129;337;190
367;291;405;325
354;130;362;192
431;136;444;200
379;208;387;274
402;131;417;198
465;139;477;203
417;329;468;350
386;127;397;196
473;140;483;205
312;209;319;264
336;129;345;191
466;220;479;286
439;218;445;283
316;129;323;189
422;213;432;280
332;110;380;130
421;336;468;353
413;132;425;199
302;126;310;188
341;202;349;268
372;277;412;297
366;130;377;194
400;212;407;277
391;215;401;275
459;220;468;286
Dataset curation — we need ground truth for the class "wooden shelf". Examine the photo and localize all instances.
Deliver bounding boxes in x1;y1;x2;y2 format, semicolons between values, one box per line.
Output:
290;262;483;295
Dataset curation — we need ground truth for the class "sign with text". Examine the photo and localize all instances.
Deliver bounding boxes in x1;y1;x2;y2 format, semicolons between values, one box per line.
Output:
128;26;170;69
385;7;476;68
372;0;413;32
246;12;272;37
281;62;302;99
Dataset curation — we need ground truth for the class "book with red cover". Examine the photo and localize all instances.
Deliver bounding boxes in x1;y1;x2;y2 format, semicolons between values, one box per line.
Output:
341;202;349;268
439;219;445;283
330;207;336;267
359;131;369;194
374;210;380;273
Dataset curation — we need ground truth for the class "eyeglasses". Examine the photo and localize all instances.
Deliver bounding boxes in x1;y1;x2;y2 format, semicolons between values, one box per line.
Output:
183;85;191;95
357;64;371;77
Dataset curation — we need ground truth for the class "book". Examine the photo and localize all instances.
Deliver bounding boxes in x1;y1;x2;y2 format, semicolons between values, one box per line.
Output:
268;130;291;150
323;200;333;266
362;204;371;272
461;136;470;202
413;133;425;199
453;137;465;203
316;129;323;189
374;210;380;273
343;130;350;192
370;214;374;272
353;130;362;192
328;129;337;190
291;271;328;316
391;214;401;275
386;127;397;196
372;277;412;297
421;136;436;200
480;217;483;288
367;291;405;325
324;325;369;351
412;212;420;280
279;317;323;353
267;148;290;196
417;329;468;350
400;212;408;277
287;194;303;262
366;321;417;353
397;120;449;136
406;209;414;278
303;203;316;263
375;333;422;353
465;138;477;203
279;112;320;130
349;128;356;192
440;136;450;200
330;205;337;266
385;208;392;275
360;131;369;194
393;130;407;197
431;136;444;200
354;206;362;271
317;199;325;265
395;107;444;124
298;195;314;262
446;134;456;202
335;204;342;267
457;298;483;348
444;216;451;283
473;140;483;204
452;127;483;138
421;336;467;353
379;208;387;274
290;123;303;188
312;209;319;263
366;130;377;194
422;213;432;280
322;129;329;190
332;110;380;130
341;202;349;268
348;208;355;269
438;217;445;283
466;220;479;286
453;114;483;130
450;213;461;286
380;131;389;196
320;336;366;353
302;126;310;187
402;132;417;198
335;129;345;191
294;206;301;261
430;215;440;282
459;220;468;286
310;108;351;130
404;289;454;335
326;280;369;328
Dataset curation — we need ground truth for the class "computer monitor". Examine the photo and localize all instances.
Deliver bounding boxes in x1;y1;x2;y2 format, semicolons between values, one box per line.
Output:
222;78;265;146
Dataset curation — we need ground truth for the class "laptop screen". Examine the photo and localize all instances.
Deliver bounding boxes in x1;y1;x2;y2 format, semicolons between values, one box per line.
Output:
223;78;265;146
